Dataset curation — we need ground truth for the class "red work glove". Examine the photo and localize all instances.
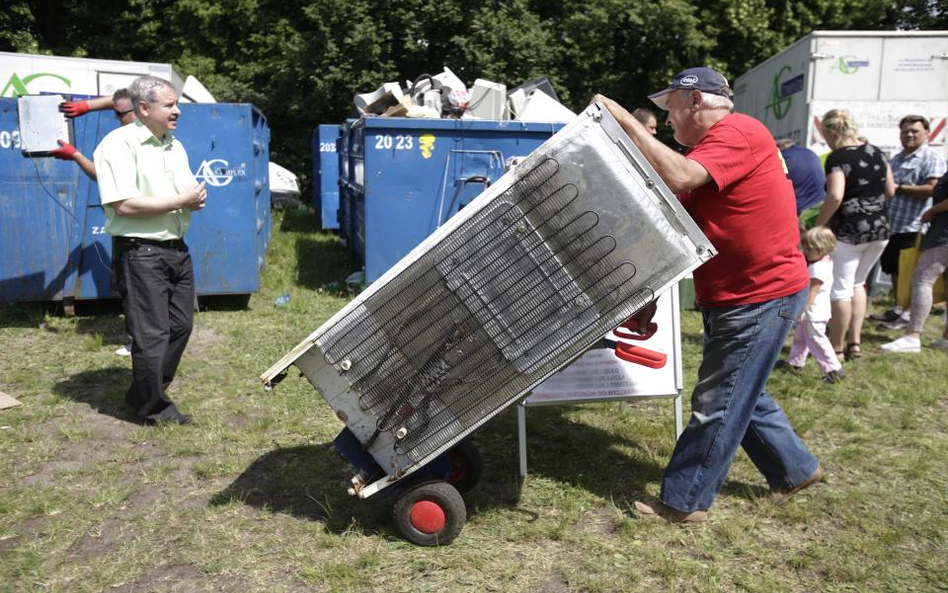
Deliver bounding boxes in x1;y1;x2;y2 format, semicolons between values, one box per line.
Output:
50;140;77;160
59;100;90;118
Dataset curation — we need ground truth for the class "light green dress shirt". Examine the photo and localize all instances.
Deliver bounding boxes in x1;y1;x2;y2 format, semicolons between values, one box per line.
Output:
93;119;197;240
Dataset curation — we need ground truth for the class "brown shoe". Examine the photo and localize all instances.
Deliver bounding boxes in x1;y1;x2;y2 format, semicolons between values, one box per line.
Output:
771;466;823;504
633;499;708;523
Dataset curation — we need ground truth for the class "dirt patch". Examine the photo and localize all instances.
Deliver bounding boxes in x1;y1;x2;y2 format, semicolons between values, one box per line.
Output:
539;573;571;593
68;517;125;557
185;324;228;361
575;506;618;535
105;563;245;593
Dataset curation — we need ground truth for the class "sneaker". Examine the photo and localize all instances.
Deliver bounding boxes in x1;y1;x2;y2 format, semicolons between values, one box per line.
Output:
822;368;846;383
880;335;921;353
930;338;948;352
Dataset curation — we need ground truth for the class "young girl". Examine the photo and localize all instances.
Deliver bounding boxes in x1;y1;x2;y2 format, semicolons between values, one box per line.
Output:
786;227;846;382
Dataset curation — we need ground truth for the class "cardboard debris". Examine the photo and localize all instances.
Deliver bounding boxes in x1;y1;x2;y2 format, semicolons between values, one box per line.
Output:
0;391;21;410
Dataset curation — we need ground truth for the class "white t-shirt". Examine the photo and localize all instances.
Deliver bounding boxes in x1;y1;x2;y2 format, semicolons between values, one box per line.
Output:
807;257;833;322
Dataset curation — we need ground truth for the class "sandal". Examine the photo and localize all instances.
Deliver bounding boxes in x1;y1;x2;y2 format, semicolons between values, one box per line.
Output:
835;349;846;363
845;342;862;361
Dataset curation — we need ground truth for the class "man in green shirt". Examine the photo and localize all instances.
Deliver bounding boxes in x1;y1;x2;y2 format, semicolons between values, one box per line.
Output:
94;75;207;425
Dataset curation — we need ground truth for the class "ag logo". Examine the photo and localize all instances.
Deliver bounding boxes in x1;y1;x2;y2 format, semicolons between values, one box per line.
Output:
1;72;71;97
194;159;246;187
836;56;870;74
679;75;699;86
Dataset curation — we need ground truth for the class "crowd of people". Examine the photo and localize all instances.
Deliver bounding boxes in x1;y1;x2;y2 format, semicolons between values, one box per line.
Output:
786;109;947;366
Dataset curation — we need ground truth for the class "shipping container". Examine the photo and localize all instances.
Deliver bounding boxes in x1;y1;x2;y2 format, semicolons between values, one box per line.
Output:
0;99;271;310
312;124;341;229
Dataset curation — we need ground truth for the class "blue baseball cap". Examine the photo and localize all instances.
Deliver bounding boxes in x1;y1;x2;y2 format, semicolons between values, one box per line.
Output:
648;67;733;110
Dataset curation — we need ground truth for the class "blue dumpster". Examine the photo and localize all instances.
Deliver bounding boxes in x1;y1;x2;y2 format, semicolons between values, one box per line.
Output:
312;123;341;229
345;117;564;282
0;99;271;305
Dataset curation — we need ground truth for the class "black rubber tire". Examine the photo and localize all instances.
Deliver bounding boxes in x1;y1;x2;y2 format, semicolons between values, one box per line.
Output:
393;480;466;546
445;440;483;494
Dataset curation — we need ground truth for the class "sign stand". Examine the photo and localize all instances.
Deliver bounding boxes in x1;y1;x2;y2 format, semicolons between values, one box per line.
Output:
517;285;686;477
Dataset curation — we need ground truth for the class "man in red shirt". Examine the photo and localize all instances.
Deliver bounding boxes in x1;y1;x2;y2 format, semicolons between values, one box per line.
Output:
595;67;821;522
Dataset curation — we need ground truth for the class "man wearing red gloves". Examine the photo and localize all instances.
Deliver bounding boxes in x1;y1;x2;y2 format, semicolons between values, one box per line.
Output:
51;88;136;179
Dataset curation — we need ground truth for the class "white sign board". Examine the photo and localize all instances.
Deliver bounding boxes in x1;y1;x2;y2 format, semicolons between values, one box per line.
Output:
525;285;683;405
517;286;685;476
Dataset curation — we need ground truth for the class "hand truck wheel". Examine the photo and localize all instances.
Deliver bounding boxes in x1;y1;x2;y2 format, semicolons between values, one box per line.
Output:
393;480;466;546
445;439;483;494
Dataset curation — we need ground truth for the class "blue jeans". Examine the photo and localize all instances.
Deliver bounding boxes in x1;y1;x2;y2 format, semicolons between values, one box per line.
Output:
660;288;819;512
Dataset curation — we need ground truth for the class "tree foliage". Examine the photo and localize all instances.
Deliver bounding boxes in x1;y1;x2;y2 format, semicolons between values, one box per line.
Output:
0;0;929;191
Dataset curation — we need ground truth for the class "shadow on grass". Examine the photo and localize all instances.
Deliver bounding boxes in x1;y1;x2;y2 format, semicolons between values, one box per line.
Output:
53;367;139;424
213;404;767;540
0;301;61;329
210;444;395;536
475;405;767;511
295;234;361;291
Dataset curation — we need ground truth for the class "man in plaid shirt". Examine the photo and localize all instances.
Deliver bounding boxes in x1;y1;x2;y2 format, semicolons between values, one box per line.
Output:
878;115;947;326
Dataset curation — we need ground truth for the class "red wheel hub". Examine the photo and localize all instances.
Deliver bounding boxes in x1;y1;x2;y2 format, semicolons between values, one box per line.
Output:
409;500;446;534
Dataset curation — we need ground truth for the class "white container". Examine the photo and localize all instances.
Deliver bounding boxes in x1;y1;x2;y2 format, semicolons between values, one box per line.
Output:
0;51;184;98
733;30;948;157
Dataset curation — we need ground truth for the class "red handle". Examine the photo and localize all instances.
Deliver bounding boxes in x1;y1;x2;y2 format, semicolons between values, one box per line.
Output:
614;318;658;341
614;343;667;369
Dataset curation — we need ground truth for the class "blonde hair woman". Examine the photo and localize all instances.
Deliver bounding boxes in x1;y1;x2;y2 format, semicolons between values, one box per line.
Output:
816;109;896;362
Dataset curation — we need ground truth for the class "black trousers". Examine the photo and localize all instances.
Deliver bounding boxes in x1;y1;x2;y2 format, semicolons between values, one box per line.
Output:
114;238;194;418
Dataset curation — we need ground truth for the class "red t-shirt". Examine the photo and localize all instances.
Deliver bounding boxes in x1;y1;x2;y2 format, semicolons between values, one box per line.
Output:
680;113;808;306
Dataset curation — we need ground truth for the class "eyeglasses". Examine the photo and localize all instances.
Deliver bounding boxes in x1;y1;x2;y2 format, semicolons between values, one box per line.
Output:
114;109;134;118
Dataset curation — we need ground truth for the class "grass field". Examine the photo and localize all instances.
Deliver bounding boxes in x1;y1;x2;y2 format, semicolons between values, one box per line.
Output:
1;208;946;592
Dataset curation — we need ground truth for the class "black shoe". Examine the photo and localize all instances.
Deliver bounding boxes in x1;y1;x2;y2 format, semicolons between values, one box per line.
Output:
773;359;801;371
144;404;192;425
822;368;846;383
869;309;902;322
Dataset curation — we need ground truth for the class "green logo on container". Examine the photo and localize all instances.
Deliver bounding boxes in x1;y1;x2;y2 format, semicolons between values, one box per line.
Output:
835;56;870;74
1;72;72;97
766;66;793;120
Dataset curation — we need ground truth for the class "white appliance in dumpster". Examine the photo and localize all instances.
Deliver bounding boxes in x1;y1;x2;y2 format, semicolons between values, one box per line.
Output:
260;102;715;545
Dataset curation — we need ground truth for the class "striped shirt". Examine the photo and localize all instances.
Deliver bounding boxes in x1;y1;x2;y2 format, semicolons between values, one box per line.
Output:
888;143;947;233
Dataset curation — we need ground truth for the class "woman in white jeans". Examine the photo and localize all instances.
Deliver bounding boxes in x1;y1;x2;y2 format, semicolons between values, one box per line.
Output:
882;171;948;353
816;110;896;361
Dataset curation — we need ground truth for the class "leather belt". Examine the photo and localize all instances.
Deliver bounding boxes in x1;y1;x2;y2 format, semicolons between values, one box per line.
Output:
116;236;187;250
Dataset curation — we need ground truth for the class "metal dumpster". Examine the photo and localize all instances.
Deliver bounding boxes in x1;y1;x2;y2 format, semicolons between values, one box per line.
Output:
312;123;341;229
261;103;715;545
343;116;565;282
0;99;271;307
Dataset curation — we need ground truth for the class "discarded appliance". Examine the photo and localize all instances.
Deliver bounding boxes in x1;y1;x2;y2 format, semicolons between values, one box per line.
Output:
17;94;70;155
261;102;715;546
516;89;576;123
463;79;506;119
354;82;405;115
269;162;302;209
